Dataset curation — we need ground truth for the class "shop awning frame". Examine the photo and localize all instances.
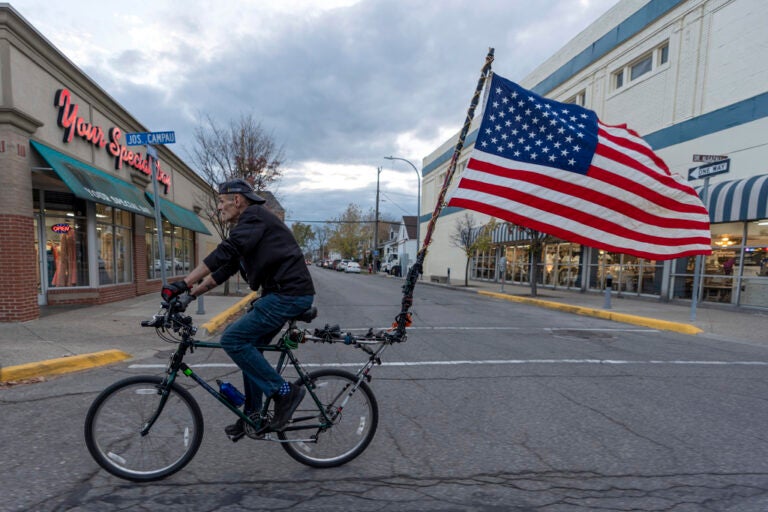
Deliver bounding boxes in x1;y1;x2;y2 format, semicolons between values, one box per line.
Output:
31;140;154;217
146;192;212;235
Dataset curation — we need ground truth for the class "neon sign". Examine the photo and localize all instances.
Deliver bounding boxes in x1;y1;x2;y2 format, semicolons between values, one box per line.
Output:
54;89;171;193
51;223;71;233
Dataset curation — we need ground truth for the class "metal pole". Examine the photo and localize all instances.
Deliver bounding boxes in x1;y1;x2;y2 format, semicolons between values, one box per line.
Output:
604;273;613;309
384;156;421;254
374;167;381;273
147;145;167;286
390;48;494;339
690;176;710;321
196;294;205;314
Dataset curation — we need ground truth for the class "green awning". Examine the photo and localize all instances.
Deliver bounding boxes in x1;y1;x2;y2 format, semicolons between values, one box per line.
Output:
31;140;154;217
146;192;212;235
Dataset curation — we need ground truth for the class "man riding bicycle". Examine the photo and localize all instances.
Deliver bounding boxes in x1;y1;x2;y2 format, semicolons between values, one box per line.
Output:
161;178;315;438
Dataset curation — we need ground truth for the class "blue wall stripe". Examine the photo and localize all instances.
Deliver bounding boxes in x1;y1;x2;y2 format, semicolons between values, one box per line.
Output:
644;91;768;150
423;130;477;177
531;0;684;96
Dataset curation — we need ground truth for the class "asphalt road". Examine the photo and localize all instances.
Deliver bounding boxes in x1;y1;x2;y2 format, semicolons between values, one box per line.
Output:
3;266;768;511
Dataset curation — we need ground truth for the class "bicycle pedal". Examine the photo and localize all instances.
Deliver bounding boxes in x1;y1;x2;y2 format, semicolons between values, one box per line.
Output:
228;431;245;443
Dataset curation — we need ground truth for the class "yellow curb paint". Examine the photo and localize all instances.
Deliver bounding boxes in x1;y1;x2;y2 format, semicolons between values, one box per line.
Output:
0;349;132;383
477;290;703;335
201;291;259;335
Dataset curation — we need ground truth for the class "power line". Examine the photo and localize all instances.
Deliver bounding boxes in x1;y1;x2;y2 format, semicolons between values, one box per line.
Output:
286;219;398;224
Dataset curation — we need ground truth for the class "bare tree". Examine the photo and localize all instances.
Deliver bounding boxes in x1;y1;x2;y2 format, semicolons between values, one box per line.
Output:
450;213;495;286
189;113;285;294
313;224;331;262
291;222;315;260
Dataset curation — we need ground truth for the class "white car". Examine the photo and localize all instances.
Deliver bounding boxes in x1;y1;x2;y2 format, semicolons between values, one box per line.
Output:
344;261;361;273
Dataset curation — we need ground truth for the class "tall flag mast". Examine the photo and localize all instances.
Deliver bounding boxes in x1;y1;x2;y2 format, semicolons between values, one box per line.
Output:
389;48;495;339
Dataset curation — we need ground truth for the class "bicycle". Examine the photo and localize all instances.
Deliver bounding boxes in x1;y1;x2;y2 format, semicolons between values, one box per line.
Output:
84;294;404;482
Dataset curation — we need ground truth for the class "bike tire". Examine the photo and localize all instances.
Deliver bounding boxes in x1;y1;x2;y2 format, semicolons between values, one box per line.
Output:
278;369;378;468
84;375;204;482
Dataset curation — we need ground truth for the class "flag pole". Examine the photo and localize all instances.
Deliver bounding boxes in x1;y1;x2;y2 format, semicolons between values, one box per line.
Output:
390;48;495;339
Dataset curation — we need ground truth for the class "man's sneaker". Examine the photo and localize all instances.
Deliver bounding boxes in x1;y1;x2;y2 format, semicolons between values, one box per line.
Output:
224;412;267;441
270;383;306;431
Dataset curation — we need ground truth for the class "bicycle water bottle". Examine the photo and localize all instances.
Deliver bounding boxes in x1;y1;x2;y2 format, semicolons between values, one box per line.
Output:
217;380;245;407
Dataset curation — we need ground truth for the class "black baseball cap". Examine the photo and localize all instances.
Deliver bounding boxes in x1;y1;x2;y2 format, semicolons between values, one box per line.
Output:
218;178;266;204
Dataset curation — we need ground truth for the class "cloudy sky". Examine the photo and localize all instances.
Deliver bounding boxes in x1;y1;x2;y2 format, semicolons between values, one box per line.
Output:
11;0;621;225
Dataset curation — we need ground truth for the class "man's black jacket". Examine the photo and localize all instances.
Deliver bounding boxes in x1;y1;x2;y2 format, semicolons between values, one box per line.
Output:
204;204;315;296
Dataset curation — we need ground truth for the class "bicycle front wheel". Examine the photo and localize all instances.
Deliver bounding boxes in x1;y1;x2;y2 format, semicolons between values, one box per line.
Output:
84;375;204;481
279;369;378;468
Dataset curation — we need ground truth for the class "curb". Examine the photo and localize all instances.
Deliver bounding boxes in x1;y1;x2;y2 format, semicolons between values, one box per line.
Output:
477;290;703;335
0;349;132;383
200;291;259;335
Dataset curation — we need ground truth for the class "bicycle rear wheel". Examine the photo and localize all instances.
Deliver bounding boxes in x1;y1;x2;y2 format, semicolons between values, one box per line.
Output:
84;375;204;481
279;369;378;468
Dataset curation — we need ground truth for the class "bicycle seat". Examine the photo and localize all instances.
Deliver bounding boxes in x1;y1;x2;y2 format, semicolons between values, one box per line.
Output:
292;306;318;323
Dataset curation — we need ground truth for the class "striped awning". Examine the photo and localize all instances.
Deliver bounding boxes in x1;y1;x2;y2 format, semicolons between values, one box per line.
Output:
695;174;768;223
491;223;528;243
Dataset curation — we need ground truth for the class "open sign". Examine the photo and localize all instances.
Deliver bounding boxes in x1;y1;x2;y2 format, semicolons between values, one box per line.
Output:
51;223;71;233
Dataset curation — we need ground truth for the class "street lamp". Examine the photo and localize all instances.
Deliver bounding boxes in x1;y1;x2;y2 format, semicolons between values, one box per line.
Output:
384;156;421;254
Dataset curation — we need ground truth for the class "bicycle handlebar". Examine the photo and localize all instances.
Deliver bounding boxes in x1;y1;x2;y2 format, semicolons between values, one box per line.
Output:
140;294;406;347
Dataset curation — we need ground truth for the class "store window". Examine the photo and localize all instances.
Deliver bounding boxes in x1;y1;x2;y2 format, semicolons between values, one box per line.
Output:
612;40;670;91
630;54;653;81
565;90;586;106
503;244;531;283
588;250;661;296
146;218;193;279
471;247;496;280
659;43;669;65
740;220;768;307
671;222;745;304
39;192;88;288
96;204;133;285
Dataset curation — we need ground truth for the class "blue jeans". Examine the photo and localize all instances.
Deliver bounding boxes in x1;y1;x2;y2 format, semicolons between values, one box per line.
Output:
220;293;314;414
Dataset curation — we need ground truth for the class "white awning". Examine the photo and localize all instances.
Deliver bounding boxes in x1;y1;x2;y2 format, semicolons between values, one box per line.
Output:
695;174;768;223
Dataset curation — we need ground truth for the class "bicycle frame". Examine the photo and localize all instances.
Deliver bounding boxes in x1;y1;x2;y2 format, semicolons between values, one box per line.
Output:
143;311;393;441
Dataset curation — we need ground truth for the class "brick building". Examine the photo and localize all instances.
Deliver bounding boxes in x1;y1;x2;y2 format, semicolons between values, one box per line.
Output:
0;6;217;321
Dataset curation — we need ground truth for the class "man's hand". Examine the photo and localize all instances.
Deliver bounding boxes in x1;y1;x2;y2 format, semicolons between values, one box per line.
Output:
161;281;189;301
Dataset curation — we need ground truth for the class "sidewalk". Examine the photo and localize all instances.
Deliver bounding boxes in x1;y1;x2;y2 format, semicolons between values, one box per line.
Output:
0;291;256;384
2;276;767;384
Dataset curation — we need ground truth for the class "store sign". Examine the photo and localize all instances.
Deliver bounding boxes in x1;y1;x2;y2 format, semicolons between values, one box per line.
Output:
53;89;171;193
51;223;71;233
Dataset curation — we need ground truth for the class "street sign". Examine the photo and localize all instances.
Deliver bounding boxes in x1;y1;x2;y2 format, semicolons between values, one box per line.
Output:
693;154;728;162
688;158;730;181
124;131;176;146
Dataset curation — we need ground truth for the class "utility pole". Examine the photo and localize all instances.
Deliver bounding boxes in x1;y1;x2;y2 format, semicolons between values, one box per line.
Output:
374;166;381;273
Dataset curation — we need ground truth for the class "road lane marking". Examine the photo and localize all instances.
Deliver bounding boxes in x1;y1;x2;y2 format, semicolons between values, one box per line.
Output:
129;359;768;369
341;327;658;332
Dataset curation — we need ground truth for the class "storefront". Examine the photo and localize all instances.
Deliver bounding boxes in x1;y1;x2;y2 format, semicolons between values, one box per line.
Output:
669;174;768;308
457;176;768;308
468;175;768;309
0;7;215;321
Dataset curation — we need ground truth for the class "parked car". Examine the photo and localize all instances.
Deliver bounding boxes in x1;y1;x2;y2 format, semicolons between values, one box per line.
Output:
337;259;350;272
345;261;361;273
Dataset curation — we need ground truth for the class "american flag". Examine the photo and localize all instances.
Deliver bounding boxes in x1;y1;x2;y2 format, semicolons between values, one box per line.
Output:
447;73;711;260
